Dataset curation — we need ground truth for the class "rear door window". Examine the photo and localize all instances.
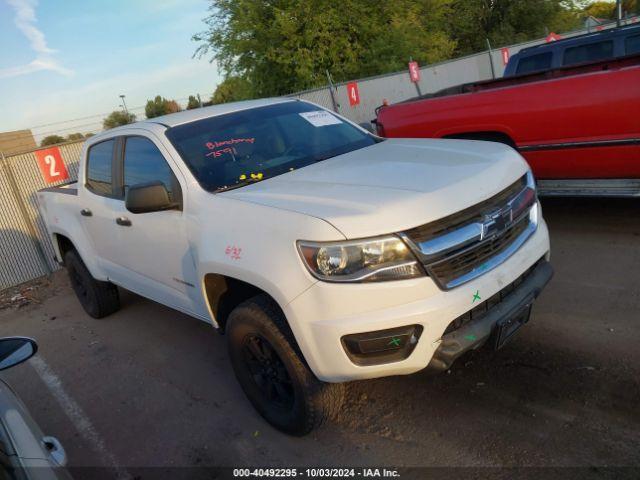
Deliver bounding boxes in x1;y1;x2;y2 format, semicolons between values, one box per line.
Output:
86;139;115;196
625;34;640;55
562;40;614;66
515;52;553;75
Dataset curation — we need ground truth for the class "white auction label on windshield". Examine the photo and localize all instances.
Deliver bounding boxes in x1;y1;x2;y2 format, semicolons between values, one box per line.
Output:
299;110;343;127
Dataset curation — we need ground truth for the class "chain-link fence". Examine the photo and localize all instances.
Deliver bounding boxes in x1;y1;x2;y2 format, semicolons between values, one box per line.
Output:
290;20;619;124
0;142;83;290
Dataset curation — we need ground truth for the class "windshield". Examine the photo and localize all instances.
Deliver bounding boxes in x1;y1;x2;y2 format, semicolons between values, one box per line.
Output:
165;101;377;192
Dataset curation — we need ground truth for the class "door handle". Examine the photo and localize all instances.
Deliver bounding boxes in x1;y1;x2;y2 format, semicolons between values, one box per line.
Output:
80;208;92;217
116;216;132;227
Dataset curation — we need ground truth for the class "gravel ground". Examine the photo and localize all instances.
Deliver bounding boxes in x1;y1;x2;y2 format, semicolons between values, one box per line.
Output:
0;197;638;479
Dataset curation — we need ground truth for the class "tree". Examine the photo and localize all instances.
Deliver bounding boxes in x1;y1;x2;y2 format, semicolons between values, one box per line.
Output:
166;99;182;114
211;76;253;104
145;96;182;118
585;1;616;18
145;96;167;118
41;135;65;147
103;111;136;129
444;0;585;56
187;95;201;109
585;0;637;19
630;0;640;14
194;0;617;97
194;0;455;97
66;132;84;142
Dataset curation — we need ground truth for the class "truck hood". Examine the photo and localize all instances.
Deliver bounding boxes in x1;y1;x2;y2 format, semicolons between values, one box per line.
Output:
223;138;529;239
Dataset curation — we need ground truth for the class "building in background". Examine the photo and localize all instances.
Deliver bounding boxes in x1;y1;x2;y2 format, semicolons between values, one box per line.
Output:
0;130;36;156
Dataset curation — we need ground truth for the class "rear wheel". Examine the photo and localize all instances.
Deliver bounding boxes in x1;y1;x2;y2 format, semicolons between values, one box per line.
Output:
227;294;344;435
64;250;120;319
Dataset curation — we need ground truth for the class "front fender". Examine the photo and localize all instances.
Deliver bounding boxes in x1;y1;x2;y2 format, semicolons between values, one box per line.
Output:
191;194;344;325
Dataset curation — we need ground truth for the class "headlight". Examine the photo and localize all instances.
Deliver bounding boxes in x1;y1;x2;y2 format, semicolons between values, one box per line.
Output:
297;236;424;282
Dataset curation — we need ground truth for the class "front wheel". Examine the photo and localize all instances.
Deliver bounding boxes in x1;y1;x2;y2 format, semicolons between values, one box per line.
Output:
227;294;344;435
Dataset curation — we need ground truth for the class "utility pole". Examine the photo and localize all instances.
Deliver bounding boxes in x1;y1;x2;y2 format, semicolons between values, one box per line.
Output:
616;0;622;27
197;93;203;108
486;38;496;80
119;94;130;121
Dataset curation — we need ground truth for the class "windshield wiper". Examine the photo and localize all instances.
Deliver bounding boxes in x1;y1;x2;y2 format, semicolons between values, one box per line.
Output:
214;177;263;193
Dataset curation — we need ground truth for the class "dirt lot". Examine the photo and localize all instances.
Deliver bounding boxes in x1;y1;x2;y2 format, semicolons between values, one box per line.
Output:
1;197;639;478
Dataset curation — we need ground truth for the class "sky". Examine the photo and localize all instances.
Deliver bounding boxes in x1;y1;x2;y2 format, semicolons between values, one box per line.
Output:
0;0;222;143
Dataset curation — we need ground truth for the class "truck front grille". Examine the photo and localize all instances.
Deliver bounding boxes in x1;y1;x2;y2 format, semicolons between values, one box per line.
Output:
405;175;527;244
428;216;529;286
401;173;538;290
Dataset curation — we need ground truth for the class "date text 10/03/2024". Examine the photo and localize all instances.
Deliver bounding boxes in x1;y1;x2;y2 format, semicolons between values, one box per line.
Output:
233;468;401;478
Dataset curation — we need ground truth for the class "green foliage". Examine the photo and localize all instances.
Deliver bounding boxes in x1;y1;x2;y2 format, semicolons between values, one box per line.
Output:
195;0;618;98
145;96;183;118
585;1;616;18
444;0;585;55
193;0;624;97
40;135;65;147
194;0;455;97
585;0;637;18
66;133;85;142
103;111;136;129
187;95;201;109
211;76;254;104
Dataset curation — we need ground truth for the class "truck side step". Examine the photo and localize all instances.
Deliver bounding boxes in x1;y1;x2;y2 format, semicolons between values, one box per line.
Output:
537;179;640;197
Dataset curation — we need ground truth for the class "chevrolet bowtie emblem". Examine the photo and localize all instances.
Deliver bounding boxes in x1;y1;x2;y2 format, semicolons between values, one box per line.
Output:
482;207;513;239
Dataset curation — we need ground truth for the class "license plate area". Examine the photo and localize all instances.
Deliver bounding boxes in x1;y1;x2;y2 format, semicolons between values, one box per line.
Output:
493;304;532;350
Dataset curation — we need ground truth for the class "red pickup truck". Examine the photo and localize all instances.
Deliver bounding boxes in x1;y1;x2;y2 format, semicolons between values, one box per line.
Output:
375;54;640;196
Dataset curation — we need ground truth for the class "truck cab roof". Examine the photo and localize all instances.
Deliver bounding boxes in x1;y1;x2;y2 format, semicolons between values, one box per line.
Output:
91;98;295;142
504;23;640;76
146;98;292;127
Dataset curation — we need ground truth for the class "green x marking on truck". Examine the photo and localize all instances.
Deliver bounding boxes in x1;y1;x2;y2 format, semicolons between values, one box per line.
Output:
388;337;401;347
472;290;481;303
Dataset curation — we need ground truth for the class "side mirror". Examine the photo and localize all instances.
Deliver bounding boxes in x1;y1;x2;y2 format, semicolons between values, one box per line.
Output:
126;181;177;214
0;337;37;371
358;121;375;134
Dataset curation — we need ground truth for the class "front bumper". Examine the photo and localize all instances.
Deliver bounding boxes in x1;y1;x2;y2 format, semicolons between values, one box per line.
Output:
427;259;553;372
283;217;551;382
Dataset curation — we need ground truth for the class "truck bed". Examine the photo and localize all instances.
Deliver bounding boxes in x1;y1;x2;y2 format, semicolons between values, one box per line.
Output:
36;181;83;264
397;53;640;104
39;181;78;196
375;53;640;186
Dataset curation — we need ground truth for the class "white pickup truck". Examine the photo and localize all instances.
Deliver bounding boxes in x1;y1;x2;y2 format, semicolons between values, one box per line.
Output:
38;98;552;435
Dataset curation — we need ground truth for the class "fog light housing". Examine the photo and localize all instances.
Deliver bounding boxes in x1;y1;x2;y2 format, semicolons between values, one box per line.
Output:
341;325;423;366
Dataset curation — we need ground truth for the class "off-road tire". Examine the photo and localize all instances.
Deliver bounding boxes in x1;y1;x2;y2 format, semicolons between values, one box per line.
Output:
64;250;120;319
227;294;345;435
